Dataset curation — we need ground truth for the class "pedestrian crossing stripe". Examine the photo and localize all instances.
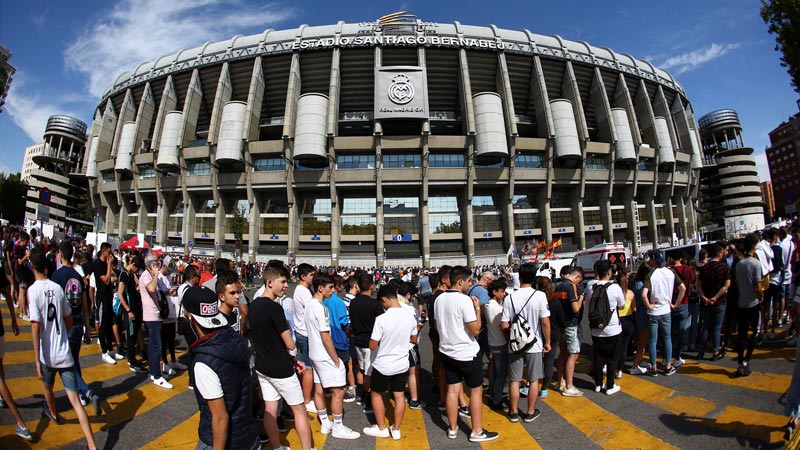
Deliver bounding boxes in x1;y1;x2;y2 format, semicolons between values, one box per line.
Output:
140;412;200;449
679;361;791;394
3;341;103;365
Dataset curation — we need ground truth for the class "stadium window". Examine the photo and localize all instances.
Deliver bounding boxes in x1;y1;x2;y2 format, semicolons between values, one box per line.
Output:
429;152;465;168
382;153;421;168
516;153;544;168
138;166;156;179
188;162;211;175
337;154;375;169
253;157;286;172
586;155;606;170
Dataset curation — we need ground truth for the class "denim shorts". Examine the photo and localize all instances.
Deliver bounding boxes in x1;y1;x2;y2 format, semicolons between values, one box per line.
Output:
562;325;581;354
295;333;311;365
41;365;79;392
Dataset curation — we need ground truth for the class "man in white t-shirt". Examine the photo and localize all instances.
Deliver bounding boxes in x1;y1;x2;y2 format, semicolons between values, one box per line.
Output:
501;263;550;423
292;263;316;412
362;284;418;440
585;260;625;395
434;266;499;443
29;247;97;450
305;272;360;440
642;250;685;377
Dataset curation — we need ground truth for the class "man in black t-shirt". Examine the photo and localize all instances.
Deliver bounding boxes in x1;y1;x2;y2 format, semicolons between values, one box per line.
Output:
93;243;121;365
348;273;384;409
250;264;314;450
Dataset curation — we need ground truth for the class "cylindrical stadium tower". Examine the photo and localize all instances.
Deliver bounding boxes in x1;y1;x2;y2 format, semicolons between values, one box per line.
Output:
83;17;704;267
698;109;765;239
24;115;89;229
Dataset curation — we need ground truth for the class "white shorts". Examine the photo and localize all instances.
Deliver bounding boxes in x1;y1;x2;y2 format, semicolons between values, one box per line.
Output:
256;371;304;406
355;346;373;376
0;335;5;359
311;359;346;388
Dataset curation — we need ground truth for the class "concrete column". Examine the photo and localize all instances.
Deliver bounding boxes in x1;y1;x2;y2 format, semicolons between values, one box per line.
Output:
504;139;517;259
572;189;586;250
601;196;613;243
151;76;177;152
157;201;168;247
248;200;260;263
647;197;658;247
664;197;676;243
421;136;431;268
465;141;476;267
330;142;341;267
626;197;639;254
214;199;225;258
538;189;552;242
676;196;688;243
375;138;384;267
184;199;196;256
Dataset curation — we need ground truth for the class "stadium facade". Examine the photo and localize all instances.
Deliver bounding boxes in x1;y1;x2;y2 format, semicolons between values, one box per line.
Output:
84;17;704;267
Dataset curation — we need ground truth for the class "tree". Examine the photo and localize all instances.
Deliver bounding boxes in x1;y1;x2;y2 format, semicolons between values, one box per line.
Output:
0;172;27;224
761;0;800;94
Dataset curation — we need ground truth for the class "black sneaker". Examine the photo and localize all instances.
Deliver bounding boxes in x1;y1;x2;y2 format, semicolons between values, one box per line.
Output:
458;406;471;418
129;362;147;373
507;411;520;422
489;401;505;412
259;432;269;444
743;365;752;376
469;429;499;443
522;409;541;423
663;366;677;376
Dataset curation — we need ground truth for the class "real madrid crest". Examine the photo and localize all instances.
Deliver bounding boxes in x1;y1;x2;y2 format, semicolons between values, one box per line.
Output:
388;74;415;105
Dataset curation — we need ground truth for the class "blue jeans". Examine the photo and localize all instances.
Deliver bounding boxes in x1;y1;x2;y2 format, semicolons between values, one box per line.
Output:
688;302;701;349
489;345;508;404
671;304;690;360
145;321;163;378
648;313;672;367
68;327;91;396
701;304;727;354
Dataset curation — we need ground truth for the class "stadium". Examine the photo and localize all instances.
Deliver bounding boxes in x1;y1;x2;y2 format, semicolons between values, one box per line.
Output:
83;14;704;267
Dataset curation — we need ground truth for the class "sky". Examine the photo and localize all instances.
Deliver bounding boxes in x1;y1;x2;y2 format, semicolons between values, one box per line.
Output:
0;0;797;183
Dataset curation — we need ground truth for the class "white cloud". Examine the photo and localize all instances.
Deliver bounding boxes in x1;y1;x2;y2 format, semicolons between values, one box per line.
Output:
659;43;742;75
752;148;771;183
63;0;293;98
4;75;80;143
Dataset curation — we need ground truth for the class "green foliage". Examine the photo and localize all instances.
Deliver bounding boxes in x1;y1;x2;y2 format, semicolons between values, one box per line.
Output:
762;0;800;93
433;220;461;234
0;172;27;224
229;204;248;240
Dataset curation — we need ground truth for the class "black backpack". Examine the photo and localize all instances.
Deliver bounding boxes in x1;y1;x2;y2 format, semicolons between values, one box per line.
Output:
588;282;614;330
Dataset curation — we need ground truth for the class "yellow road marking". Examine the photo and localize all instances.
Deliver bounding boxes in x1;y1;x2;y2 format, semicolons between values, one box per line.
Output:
0;371;189;449
373;397;430;450
545;388;677;449
679;362;790;394
140;412;199;449
2;343;102;365
622;372;786;444
479;392;543;450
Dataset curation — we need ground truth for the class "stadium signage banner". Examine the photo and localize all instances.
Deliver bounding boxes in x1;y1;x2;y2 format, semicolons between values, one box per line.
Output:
374;66;429;119
292;33;506;51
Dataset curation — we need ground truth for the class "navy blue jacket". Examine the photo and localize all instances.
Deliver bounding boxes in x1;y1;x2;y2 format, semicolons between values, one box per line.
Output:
191;326;256;449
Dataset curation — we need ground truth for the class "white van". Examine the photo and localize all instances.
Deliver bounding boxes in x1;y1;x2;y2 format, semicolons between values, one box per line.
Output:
535;258;576;279
574;242;630;278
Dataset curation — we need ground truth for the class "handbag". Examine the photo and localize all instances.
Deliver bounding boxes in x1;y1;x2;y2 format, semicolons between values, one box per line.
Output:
157;290;170;319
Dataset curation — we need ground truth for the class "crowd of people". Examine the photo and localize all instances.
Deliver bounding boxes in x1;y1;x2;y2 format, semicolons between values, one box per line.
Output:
3;222;800;448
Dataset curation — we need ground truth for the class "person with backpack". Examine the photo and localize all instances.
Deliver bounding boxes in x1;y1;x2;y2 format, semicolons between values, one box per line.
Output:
500;263;550;422
585;260;625;394
554;266;585;397
539;274;563;399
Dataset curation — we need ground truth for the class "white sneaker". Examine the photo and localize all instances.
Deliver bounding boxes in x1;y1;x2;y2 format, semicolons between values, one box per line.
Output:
305;402;317;414
162;363;176;377
363;424;390;438
389;425;401;440
152;376;173;389
110;351;124;360
332;425;361;439
562;386;583;397
633;365;649;375
101;352;117;365
605;385;621;395
320;422;332;435
673;358;686;368
171;360;188;371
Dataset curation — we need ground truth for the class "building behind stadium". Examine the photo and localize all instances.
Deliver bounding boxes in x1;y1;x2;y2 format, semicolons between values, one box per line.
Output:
81;15;706;267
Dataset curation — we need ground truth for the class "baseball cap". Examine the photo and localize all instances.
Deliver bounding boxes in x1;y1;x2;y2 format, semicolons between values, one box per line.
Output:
649;249;667;266
181;285;228;329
